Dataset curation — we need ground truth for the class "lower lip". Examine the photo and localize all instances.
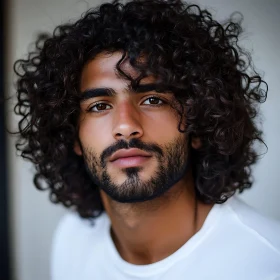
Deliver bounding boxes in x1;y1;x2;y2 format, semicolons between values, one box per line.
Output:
111;156;151;168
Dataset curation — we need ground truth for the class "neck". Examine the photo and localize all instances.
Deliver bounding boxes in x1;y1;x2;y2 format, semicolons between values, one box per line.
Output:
100;174;213;265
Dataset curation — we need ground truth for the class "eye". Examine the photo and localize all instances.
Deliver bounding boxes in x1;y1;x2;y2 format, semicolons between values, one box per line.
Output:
142;96;164;106
88;102;111;112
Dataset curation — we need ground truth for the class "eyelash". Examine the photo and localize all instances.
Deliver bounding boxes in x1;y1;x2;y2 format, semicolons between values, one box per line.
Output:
86;96;166;113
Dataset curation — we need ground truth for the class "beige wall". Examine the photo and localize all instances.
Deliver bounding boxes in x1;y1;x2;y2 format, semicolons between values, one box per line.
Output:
7;0;280;280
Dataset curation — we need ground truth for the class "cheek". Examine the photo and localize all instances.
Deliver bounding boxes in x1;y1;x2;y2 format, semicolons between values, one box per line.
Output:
143;110;180;144
79;116;112;153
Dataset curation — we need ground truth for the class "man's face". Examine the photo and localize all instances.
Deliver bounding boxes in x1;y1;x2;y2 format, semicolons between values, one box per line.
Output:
75;52;191;203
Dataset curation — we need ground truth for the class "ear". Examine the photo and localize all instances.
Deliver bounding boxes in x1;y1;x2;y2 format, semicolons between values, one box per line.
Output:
191;136;202;150
73;140;82;156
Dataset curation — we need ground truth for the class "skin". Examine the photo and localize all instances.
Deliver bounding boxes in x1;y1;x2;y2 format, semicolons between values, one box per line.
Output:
74;51;213;265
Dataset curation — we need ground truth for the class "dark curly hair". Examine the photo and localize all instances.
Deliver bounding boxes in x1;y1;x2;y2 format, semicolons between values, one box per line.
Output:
13;0;267;219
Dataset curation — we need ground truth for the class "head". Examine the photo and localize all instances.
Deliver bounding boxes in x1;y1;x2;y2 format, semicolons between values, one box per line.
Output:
13;0;267;218
75;51;193;204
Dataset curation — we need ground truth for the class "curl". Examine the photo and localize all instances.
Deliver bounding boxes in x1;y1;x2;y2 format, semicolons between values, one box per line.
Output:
13;0;267;218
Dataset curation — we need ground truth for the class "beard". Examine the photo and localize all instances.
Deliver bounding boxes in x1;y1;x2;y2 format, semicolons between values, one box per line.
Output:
81;136;190;203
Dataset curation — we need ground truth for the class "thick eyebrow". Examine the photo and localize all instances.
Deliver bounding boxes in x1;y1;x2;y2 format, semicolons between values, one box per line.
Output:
80;88;115;102
80;83;162;103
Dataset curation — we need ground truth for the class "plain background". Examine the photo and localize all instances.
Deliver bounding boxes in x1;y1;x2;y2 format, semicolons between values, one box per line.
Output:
5;0;280;280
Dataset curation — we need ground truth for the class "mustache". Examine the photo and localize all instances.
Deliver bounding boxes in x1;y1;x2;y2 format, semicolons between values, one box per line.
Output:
100;138;164;168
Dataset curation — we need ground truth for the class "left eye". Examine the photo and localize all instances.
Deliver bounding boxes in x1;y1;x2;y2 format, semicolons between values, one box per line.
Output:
142;97;163;105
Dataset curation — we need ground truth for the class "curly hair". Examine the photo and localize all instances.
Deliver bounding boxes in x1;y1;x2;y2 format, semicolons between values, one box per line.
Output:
13;0;267;219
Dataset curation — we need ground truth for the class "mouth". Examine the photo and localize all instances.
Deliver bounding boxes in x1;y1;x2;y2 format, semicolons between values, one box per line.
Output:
109;148;152;168
110;155;152;168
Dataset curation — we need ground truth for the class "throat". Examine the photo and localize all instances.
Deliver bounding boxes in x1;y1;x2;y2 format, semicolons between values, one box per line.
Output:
109;223;197;265
101;175;213;266
108;194;199;265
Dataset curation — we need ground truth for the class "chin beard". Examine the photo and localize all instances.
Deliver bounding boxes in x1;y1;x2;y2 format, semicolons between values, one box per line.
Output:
83;137;190;203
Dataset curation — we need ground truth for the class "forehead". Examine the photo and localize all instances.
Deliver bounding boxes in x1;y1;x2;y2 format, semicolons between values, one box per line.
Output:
80;52;145;91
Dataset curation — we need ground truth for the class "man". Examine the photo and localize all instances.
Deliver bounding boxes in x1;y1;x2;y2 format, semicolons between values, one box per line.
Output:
13;0;280;279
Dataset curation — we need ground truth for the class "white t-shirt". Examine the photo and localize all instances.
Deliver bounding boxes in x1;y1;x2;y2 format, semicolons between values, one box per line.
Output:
51;196;280;280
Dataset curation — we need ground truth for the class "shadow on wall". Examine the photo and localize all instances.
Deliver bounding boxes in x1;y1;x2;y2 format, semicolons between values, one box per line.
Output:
1;0;11;278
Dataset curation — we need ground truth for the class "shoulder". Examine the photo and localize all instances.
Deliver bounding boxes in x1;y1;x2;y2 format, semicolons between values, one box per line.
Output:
52;211;106;245
50;211;107;280
209;196;280;277
226;196;280;254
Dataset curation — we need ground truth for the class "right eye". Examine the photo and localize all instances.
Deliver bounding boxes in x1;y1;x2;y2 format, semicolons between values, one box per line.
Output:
88;103;112;113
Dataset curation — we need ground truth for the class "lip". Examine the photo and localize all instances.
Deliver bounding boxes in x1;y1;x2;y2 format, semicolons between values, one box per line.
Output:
109;148;152;162
111;156;151;168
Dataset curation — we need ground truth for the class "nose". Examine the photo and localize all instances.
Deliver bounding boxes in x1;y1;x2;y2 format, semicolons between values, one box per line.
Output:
112;100;143;141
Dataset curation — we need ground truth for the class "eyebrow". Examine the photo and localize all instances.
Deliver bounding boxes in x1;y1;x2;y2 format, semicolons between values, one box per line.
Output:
80;83;162;102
